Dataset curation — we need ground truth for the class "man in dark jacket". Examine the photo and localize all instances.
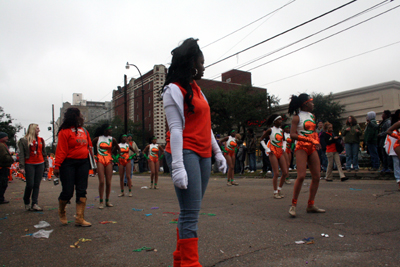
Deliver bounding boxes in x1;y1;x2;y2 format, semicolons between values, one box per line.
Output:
246;128;258;173
378;110;392;173
364;111;380;171
0;132;13;204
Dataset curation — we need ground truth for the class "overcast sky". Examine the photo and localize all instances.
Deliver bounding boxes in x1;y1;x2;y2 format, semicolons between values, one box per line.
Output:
1;0;400;143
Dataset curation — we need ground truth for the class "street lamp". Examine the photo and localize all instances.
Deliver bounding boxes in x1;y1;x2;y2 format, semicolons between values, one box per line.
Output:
126;62;145;148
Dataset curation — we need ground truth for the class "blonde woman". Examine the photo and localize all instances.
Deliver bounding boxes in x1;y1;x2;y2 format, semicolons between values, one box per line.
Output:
18;124;48;211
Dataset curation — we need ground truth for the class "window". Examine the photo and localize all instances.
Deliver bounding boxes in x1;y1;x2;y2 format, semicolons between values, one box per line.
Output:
149;110;151;117
148;97;151;103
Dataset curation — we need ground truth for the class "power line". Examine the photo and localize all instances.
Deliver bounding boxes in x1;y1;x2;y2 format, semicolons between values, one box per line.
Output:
201;0;296;49
258;40;400;86
246;3;400;72
205;0;358;68
231;0;391;72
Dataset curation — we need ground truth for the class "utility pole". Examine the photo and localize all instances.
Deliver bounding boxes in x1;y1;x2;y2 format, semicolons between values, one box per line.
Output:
124;74;128;134
52;104;55;152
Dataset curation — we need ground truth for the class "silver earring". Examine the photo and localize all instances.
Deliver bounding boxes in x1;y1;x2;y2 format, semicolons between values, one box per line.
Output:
193;68;198;77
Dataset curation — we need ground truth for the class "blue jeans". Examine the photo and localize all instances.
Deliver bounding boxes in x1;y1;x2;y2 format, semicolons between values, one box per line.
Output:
392;156;400;183
318;149;327;171
165;150;211;239
368;144;380;169
248;153;256;171
24;163;45;206
345;143;359;170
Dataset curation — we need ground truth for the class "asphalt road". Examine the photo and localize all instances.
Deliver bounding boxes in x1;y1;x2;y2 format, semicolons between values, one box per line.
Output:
0;173;399;267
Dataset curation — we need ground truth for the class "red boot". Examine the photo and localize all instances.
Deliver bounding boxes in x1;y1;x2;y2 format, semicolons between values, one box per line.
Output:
173;228;181;267
179;238;201;267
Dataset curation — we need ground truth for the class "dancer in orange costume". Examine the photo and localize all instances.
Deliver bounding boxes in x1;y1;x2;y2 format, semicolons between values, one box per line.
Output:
47;154;55;181
92;124;119;209
143;137;164;189
283;124;293;185
288;94;325;217
117;134;136;197
260;114;289;199
220;130;241;186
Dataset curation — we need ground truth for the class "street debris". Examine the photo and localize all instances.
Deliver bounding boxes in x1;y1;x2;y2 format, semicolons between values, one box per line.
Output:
99;221;117;224
70;238;92;248
141;186;148;189
349;188;362;191
132;208;144;211
32;229;53;238
338;234;345;238
133;246;157;252
145;214;152;217
151;207;159;209
34;221;50;228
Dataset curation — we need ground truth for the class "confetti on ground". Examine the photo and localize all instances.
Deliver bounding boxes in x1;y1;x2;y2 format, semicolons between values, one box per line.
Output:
306;240;315;245
141;186;148;189
133;246;156;252
338;234;345;238
162;212;180;215
151;207;159;209
349;188;362;191
132;208;144;211
70;238;92;248
145;214;152;217
99;221;117;224
0;217;7;220
48;208;57;210
13;198;22;200
169;221;178;224
67;221;73;224
207;213;216;216
295;241;305;244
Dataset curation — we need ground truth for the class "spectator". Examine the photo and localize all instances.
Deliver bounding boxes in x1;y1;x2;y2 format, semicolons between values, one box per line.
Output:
260;128;272;174
18;124;49;211
342;116;362;171
236;140;246;174
246;128;257;173
317;121;327;173
0;132;13;204
386;109;400;191
323;122;347;182
364;111;379;171
378;110;392;173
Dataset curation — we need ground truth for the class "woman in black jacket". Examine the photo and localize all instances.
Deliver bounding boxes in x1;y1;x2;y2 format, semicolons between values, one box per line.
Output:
323;122;347;182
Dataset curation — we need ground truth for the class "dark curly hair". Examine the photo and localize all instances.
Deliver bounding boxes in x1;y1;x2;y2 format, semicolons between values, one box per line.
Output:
57;108;83;135
160;38;203;114
346;116;358;126
288;93;310;115
94;123;111;138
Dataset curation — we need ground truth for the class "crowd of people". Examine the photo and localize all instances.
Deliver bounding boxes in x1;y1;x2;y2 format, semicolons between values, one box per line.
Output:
1;37;400;266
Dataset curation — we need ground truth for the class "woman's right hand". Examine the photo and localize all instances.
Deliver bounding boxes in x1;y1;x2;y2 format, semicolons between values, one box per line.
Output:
171;167;188;189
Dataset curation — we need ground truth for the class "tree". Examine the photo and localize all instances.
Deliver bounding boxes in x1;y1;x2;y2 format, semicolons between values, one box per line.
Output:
312;92;345;135
203;85;279;136
0;106;22;149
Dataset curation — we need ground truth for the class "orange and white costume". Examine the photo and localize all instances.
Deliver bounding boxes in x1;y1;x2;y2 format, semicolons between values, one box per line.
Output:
149;144;159;163
295;111;318;155
386;130;400;155
264;126;284;159
96;136;113;167
47;156;54;179
224;136;237;157
118;143;130;167
284;132;293;154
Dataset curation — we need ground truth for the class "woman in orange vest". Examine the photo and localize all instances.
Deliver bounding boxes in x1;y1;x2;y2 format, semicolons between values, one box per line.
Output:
162;38;227;267
143;137;164;189
288;94;325;217
118;134;136;196
18;124;49;211
260;114;289;199
220;130;240;186
92;124;119;209
54;107;93;226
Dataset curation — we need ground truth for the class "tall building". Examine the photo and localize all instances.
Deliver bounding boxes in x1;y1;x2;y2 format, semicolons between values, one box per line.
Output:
58;93;112;132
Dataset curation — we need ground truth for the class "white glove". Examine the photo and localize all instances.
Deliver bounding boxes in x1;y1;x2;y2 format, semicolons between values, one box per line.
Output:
171;166;188;189
261;140;270;156
215;152;227;174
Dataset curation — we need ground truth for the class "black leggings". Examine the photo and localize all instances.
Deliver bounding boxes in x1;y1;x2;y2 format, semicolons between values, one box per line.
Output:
58;158;90;203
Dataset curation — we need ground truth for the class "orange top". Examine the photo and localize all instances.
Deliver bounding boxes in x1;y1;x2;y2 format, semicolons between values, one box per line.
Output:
55;127;92;169
25;138;45;165
325;132;337;153
165;81;212;158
